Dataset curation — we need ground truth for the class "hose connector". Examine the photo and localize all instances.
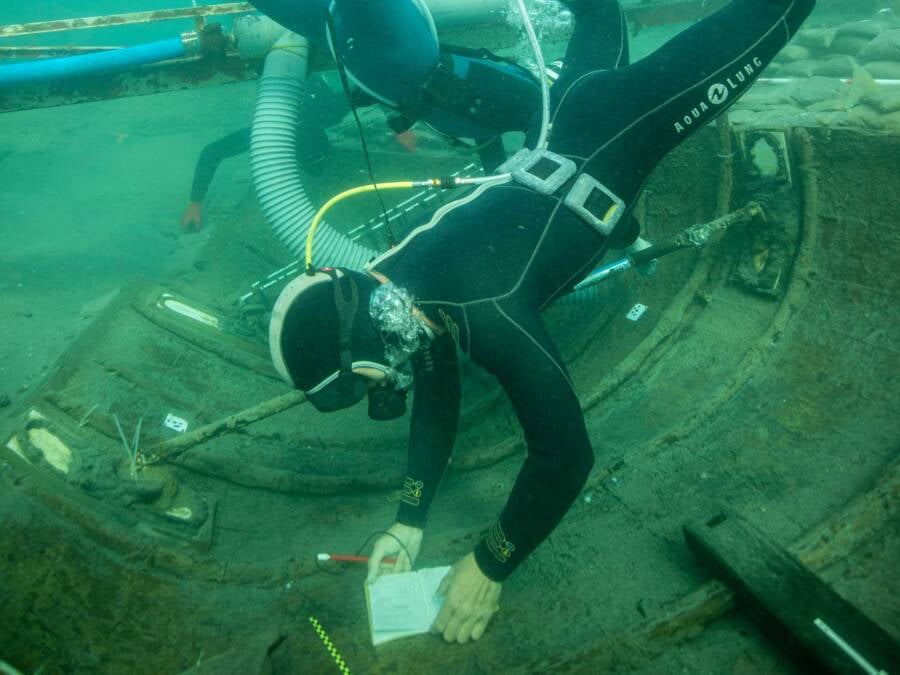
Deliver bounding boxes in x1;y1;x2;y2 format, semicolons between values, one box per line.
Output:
180;31;201;56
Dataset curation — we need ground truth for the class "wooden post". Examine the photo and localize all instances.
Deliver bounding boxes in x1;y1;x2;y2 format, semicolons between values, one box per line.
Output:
510;456;900;674
684;509;899;674
0;3;254;38
146;390;306;465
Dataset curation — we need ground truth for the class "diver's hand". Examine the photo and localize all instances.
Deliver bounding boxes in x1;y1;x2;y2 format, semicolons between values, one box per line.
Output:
431;553;502;643
366;523;423;583
393;129;418;153
626;236;658;276
180;201;203;232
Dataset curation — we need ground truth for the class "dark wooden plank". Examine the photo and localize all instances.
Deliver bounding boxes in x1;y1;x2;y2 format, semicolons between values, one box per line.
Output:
684;509;900;675
502;455;900;674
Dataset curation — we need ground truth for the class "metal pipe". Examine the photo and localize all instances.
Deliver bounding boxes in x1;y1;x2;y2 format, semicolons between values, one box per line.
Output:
0;46;121;58
0;3;254;39
0;0;740;43
0;35;199;88
571;203;762;293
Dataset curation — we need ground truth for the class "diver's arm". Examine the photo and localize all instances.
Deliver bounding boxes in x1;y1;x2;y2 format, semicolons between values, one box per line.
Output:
189;128;252;203
472;327;594;582
395;333;461;528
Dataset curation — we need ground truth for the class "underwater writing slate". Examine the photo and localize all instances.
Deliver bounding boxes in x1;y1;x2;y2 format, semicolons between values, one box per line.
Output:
365;566;451;646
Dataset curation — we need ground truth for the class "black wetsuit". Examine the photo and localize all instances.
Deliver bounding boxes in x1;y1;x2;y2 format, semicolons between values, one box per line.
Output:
372;0;815;582
188;76;347;203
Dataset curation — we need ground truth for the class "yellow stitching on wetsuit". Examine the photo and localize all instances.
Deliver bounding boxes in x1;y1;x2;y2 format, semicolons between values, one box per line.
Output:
401;476;424;506
309;616;351;675
438;309;461;345
486;523;516;564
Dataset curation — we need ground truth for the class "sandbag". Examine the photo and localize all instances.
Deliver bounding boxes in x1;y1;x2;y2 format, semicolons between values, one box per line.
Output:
835;19;890;42
775;59;818;77
806;99;850;113
882;110;900;128
808;110;852;128
862;89;900;114
829;35;871;57
793;27;836;51
864;60;900;78
858;29;900;63
778;44;813;62
813;55;858;77
785;76;850;108
847;103;885;128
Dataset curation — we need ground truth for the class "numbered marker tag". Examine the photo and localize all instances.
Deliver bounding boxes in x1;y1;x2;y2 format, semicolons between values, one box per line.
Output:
164;413;189;434
626;304;647;321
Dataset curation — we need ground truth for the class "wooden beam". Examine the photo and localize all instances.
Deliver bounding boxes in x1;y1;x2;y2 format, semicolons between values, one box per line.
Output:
0;46;120;58
0;3;254;38
0;53;261;114
145;390;306;465
684;509;900;674
625;0;729;30
509;454;900;674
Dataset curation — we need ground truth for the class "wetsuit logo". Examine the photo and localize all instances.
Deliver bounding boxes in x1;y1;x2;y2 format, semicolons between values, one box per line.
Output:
401;476;424;506
707;83;729;105
438;308;460;346
674;56;765;135
486;523;516;564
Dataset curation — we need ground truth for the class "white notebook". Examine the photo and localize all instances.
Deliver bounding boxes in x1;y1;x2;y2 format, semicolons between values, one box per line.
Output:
365;566;451;646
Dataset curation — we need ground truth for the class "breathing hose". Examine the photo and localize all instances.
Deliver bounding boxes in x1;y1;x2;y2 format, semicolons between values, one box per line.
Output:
305;0;551;270
251;32;377;268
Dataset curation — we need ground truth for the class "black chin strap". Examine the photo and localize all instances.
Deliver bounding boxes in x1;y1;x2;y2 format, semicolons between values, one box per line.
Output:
326;268;358;394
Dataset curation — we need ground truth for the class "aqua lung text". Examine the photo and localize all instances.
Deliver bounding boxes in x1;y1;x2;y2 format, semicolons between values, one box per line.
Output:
674;56;764;134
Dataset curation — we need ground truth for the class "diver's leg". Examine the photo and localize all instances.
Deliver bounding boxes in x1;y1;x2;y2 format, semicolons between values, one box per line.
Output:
559;0;629;75
593;0;815;166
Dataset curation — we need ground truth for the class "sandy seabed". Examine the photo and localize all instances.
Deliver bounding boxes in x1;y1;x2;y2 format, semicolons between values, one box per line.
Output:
0;81;259;403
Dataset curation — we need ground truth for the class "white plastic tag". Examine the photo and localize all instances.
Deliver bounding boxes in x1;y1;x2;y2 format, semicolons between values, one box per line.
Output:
626;304;647;321
164;413;189;434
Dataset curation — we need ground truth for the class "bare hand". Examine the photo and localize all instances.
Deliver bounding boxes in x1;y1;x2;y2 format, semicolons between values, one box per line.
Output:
431;553;501;643
366;523;423;584
393;129;418;153
180;201;203;232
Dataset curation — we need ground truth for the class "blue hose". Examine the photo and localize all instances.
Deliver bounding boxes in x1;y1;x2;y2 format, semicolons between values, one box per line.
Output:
0;37;189;88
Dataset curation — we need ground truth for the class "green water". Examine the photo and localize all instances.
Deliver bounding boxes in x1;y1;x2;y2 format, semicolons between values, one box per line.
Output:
1;2;897;674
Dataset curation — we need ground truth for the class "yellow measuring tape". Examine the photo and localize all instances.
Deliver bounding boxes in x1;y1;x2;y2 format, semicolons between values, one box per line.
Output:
309;616;352;675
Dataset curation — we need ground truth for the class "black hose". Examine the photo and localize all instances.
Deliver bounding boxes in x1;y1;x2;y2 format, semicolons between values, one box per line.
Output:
629;234;691;266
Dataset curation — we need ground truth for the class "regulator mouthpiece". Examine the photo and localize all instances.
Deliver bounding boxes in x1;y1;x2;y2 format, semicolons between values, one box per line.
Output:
369;283;426;356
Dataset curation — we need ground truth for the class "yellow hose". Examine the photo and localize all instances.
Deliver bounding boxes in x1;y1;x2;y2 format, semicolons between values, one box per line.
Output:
305;181;421;271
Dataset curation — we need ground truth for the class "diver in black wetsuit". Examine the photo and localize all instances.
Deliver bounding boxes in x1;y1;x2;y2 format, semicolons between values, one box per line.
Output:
179;76;347;231
250;0;630;172
268;0;816;644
